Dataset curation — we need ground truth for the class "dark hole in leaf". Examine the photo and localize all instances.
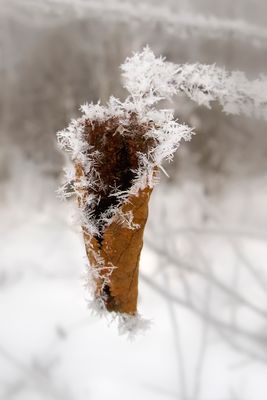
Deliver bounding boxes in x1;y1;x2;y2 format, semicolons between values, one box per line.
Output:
82;114;155;244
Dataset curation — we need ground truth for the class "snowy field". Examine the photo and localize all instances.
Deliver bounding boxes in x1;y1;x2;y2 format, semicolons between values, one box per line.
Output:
1;163;267;400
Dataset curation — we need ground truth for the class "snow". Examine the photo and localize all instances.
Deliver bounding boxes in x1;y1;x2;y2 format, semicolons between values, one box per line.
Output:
1;165;267;398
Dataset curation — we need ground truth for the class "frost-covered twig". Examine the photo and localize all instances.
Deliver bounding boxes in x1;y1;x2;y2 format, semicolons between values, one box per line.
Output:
13;0;267;48
122;47;267;121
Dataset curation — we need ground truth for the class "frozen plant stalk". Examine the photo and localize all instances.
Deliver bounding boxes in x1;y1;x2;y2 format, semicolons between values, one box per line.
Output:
57;48;193;318
75;114;156;314
58;47;267;327
57;47;195;320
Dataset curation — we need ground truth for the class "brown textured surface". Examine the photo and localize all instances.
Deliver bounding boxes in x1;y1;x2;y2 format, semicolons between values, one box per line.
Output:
82;114;155;237
83;187;152;314
75;115;156;314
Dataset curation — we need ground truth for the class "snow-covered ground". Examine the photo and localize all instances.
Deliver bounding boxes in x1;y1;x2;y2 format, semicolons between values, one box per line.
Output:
1;163;267;400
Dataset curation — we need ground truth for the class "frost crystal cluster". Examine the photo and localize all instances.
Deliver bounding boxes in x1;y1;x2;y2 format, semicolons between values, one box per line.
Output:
122;47;267;121
57;48;194;237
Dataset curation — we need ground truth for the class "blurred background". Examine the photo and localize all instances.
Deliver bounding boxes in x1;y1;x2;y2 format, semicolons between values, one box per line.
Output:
1;0;267;399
